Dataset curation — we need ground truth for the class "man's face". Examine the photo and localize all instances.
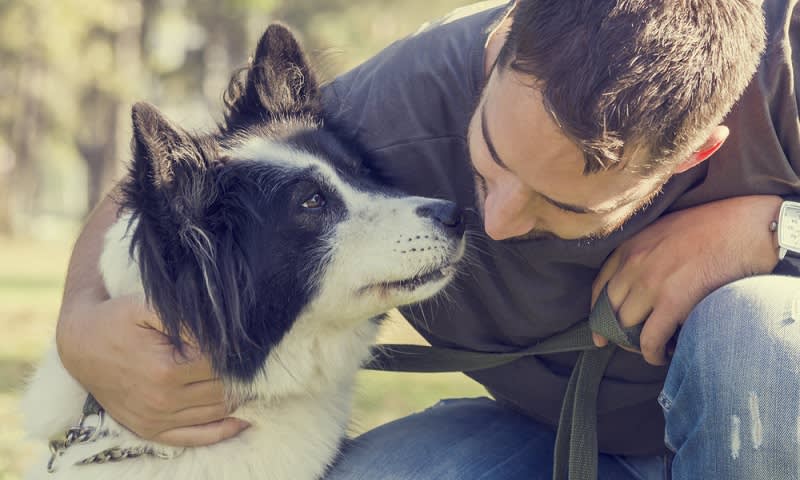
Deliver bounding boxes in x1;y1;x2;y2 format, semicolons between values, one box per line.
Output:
466;66;667;241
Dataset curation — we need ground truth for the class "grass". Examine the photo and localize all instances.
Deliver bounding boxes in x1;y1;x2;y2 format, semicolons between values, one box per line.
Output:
0;235;486;480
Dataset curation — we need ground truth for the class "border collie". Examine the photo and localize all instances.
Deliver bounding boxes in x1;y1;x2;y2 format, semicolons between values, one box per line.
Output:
23;24;465;480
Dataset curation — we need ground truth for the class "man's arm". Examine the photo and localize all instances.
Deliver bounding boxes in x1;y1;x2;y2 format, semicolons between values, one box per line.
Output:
55;191;248;446
591;195;782;365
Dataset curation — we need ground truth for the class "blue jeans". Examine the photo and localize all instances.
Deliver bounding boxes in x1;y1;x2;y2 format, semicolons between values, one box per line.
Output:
325;276;800;479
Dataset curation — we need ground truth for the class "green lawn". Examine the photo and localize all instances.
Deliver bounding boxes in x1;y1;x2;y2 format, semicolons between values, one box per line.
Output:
0;235;485;480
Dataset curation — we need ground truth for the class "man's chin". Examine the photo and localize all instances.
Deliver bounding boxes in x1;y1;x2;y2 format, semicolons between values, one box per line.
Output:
496;224;623;243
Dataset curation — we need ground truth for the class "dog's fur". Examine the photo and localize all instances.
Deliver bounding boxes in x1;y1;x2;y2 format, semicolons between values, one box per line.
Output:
23;25;465;480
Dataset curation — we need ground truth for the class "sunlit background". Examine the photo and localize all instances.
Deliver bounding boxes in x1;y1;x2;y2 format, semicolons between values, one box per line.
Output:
0;1;488;478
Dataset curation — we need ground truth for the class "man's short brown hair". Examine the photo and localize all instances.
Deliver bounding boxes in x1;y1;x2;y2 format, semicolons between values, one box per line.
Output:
498;0;766;174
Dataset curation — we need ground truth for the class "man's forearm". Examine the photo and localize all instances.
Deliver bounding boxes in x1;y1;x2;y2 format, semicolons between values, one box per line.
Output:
56;188;120;366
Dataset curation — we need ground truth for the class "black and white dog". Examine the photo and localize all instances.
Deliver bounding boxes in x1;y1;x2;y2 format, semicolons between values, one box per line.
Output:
24;25;465;480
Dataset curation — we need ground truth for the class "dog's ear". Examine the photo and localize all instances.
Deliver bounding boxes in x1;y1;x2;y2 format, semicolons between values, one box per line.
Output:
127;102;216;214
223;24;320;130
126;102;245;370
130;102;207;186
125;102;220;277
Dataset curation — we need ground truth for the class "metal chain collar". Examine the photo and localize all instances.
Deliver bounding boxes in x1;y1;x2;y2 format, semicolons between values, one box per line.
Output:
47;397;181;473
48;408;108;473
74;444;153;467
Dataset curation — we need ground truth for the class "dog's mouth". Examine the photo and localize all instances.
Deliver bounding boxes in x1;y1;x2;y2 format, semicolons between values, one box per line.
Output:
385;264;456;291
361;263;457;294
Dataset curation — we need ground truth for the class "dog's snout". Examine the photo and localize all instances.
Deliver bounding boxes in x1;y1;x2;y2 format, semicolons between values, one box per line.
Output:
416;201;465;238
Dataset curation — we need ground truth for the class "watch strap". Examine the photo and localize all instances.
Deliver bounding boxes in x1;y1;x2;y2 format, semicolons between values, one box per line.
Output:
774;196;800;274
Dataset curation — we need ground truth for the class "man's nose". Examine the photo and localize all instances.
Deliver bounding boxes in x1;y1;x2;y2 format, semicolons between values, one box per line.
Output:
482;191;536;241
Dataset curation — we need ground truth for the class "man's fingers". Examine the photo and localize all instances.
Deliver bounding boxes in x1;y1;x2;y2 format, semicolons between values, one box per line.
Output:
169;348;217;385
639;308;681;366
133;380;227;422
616;283;654;329
166;402;231;430
592;332;608;348
592;250;622;307
152;418;251;447
592;250;623;348
604;261;637;315
592;284;652;348
106;400;232;440
173;380;227;410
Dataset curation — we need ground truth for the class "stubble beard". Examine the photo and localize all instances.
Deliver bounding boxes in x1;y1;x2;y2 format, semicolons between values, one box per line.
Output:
469;163;666;243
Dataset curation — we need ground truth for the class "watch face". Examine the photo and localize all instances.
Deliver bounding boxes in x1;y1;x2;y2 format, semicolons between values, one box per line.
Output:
779;202;800;252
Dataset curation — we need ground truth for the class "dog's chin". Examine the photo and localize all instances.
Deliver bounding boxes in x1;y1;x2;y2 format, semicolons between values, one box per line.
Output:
361;262;457;303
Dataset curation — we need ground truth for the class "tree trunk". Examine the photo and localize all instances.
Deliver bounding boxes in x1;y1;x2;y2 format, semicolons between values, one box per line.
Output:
8;55;44;234
0;174;12;234
78;86;120;213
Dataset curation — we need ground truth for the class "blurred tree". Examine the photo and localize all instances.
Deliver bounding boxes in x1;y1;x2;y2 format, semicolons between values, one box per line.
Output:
0;0;145;231
0;0;44;234
273;0;469;75
0;0;469;236
78;2;144;210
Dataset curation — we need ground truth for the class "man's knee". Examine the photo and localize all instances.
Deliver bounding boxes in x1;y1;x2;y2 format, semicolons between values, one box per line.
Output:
679;275;800;361
663;276;800;477
664;275;800;406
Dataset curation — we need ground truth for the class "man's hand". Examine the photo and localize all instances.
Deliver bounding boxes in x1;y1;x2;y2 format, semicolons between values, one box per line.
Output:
54;192;247;447
592;195;783;366
57;295;249;446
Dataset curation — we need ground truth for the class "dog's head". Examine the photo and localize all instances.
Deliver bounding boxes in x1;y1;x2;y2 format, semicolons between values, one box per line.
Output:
121;25;465;383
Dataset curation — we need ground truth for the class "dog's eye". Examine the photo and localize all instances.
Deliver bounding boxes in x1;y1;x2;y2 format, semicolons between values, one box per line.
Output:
301;193;326;209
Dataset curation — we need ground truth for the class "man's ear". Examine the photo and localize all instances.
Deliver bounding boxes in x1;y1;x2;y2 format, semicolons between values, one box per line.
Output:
673;125;730;174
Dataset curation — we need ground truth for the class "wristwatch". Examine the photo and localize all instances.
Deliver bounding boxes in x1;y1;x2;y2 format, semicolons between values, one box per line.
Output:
776;200;800;260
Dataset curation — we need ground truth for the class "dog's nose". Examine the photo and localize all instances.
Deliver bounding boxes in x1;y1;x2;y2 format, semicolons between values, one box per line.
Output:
416;201;465;238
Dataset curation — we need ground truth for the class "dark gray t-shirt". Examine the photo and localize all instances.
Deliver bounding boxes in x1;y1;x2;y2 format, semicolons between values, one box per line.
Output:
322;0;800;455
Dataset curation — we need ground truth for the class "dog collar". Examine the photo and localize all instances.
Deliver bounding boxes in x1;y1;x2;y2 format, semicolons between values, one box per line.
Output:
46;395;181;473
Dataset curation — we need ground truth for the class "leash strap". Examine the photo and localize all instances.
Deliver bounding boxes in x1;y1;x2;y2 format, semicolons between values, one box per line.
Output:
364;285;642;480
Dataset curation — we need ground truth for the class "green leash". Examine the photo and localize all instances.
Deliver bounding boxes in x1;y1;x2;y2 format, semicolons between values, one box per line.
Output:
364;285;641;480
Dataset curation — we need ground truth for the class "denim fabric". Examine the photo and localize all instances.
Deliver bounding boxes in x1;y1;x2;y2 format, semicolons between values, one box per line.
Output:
661;275;800;479
326;275;800;479
326;397;663;479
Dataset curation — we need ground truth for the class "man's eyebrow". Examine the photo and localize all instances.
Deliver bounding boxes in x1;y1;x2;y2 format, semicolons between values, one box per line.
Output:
479;101;626;216
480;102;511;172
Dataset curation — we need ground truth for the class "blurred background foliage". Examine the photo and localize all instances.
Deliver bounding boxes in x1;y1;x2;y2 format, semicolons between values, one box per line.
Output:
0;0;475;235
0;1;488;478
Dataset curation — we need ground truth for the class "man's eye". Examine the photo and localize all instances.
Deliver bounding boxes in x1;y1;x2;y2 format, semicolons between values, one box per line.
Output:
301;193;326;209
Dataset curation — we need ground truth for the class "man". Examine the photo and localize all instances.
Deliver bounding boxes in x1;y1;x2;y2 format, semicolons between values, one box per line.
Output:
56;0;800;478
